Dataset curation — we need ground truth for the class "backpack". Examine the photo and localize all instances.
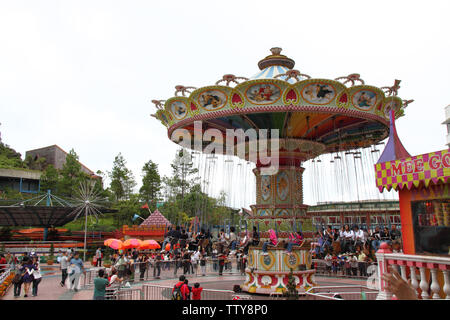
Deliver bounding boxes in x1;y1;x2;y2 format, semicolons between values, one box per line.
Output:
172;283;184;300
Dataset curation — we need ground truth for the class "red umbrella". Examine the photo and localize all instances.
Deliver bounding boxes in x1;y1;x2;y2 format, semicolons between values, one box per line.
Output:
108;239;123;250
123;238;143;249
140;239;161;250
104;238;116;246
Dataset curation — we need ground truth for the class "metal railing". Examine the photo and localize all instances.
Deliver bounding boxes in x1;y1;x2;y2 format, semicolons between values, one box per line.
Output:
305;285;378;300
142;284;235;300
312;259;377;279
0;266;12;286
113;287;143;300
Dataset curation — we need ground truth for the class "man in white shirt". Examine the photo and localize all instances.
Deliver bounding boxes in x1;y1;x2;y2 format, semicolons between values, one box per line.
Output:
60;251;69;287
354;226;365;249
342;225;354;253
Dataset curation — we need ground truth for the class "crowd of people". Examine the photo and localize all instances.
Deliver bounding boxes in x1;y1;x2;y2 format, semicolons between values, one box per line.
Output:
310;224;403;277
0;223;406;299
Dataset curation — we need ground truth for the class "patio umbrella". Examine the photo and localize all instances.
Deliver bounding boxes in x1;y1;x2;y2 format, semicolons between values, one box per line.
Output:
104;238;116;246
141;239;161;250
123;238;143;249
108;239;123;250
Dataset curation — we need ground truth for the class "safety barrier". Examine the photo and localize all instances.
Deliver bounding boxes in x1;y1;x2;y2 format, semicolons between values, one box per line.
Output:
312;259;377;279
141;284;235;300
305;285;378;300
376;246;450;300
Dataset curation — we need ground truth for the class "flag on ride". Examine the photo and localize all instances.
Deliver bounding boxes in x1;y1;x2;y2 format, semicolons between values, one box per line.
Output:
141;203;149;209
132;214;141;221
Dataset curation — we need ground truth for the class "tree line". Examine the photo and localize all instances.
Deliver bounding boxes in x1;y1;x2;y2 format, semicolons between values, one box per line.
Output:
0;141;237;230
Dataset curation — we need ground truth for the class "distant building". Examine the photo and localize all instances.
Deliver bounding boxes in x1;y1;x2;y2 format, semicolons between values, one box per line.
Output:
25;145;99;177
0;145;99;194
442;105;450;147
306;199;400;231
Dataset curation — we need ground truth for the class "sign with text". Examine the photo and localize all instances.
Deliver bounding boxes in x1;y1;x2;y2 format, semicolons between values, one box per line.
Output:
375;149;450;191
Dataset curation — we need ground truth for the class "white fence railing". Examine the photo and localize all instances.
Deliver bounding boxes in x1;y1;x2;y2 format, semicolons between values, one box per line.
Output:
376;243;450;300
305;285;378;300
0;267;12;287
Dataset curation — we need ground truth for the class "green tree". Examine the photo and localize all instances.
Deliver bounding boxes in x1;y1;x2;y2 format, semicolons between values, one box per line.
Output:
24;154;46;171
164;149;199;200
139;160;161;210
108;153;136;201
40;164;59;193
57;149;89;197
112;194;141;227
0;142;23;168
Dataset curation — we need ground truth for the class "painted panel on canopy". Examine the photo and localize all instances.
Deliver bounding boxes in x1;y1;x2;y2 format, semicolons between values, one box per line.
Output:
286;112;332;138
245;112;285;131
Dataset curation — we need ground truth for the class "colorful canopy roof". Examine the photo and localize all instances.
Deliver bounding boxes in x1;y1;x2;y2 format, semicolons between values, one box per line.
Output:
152;47;411;163
139;209;171;227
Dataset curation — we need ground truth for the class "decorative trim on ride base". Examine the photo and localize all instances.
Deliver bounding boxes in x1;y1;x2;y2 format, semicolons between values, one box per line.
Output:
157;77;405;133
248;247;311;271
242;269;316;295
375;149;450;192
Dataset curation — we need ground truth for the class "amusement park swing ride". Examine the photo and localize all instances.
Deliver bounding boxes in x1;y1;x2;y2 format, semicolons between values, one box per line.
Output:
151;47;411;294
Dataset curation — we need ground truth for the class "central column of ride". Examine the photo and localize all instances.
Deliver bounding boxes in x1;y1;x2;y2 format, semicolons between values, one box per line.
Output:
241;152;317;295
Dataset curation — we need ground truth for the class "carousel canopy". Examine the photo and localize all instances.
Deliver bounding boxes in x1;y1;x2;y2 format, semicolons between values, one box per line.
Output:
152;47;412;164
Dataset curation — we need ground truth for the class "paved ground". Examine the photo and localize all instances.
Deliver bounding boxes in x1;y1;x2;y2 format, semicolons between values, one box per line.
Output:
2;263;368;300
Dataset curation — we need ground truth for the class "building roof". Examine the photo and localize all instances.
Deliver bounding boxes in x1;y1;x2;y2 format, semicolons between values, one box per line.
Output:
139;209;171;227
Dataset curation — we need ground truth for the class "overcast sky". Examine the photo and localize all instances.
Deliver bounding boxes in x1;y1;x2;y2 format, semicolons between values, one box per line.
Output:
1;0;449;208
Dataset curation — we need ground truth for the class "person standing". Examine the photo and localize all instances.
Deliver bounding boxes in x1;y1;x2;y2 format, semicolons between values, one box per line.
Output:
93;269;110;300
115;254;128;279
95;248;102;267
153;252;161;278
60;251;69;287
218;251;226;276
31;256;42;297
12;260;26;298
21;257;35;298
172;275;189;300
199;250;207;276
69;252;85;292
138;254;148;281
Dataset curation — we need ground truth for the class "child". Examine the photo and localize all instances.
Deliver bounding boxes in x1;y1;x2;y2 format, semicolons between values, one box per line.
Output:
192;282;203;300
262;229;278;256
